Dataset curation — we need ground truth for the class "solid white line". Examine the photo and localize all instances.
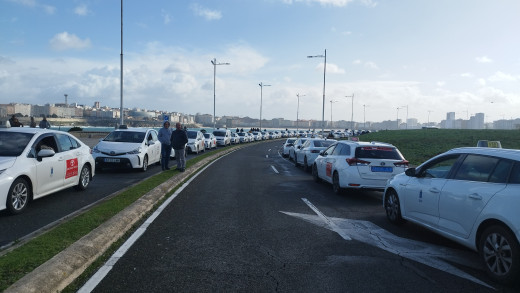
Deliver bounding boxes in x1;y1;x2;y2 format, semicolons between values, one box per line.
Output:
271;165;279;174
78;158;222;293
301;198;352;240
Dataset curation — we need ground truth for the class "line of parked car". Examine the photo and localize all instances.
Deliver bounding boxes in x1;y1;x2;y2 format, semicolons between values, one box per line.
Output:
283;136;520;284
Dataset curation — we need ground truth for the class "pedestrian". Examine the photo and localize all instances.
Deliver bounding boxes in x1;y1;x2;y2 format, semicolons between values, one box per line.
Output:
8;115;22;127
171;122;188;172
158;121;173;171
39;117;51;128
30;116;37;128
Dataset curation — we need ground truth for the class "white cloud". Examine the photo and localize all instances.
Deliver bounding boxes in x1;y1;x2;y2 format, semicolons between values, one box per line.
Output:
49;32;91;51
460;72;473;78
437;81;445;87
282;0;376;7
161;9;171;24
74;4;89;16
190;4;222;21
364;61;379;70
476;56;493;63
8;0;55;14
488;71;517;82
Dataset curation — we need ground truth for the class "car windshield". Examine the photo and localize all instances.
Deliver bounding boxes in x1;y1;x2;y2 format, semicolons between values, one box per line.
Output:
238;133;245;136
314;140;335;148
103;131;145;143
187;131;197;139
0;132;34;156
204;133;210;138
355;146;403;160
214;131;226;136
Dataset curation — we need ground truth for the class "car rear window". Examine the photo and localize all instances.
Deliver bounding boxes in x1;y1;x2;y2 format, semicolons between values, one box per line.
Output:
355;146;403;160
0;132;34;156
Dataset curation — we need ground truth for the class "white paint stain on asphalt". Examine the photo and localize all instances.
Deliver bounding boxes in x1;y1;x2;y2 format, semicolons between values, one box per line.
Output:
271;165;279;174
280;198;493;289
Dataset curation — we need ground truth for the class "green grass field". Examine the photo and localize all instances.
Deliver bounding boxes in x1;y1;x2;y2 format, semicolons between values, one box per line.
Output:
359;129;520;166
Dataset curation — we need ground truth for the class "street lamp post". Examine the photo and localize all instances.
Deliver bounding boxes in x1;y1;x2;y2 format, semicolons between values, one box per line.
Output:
396;107;403;129
330;100;338;128
345;94;354;130
259;82;271;130
363;104;369;129
211;58;230;130
307;49;327;135
296;93;305;132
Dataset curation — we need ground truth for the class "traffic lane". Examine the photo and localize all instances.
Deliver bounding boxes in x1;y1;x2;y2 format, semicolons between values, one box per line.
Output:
89;141;499;292
0;146;220;248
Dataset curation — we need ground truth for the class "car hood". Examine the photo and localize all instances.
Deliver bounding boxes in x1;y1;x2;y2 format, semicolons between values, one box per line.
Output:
95;141;142;152
0;157;16;170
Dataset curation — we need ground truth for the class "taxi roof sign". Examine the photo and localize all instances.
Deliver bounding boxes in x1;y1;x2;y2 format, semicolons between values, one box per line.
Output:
477;140;502;148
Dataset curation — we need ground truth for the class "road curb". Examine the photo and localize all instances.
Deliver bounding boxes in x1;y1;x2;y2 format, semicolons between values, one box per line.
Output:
5;146;241;293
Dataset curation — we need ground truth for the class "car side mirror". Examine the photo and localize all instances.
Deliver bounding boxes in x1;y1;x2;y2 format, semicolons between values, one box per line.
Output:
405;167;417;177
37;148;55;161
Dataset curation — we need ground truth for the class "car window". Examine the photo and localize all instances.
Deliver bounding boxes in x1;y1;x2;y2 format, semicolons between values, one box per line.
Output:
323;144;336;156
488;159;513;183
204;133;210;138
0;132;34;156
420;155;460;179
104;131;145;143
332;144;346;156
508;163;520;184
187;131;197;139
453;154;500;182
302;140;311;148
56;133;74;152
213;131;226;136
314;140;335;148
150;131;158;142
34;135;59;153
355;146;403;160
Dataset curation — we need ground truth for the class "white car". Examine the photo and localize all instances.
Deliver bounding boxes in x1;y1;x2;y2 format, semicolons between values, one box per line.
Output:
384;147;520;283
0;126;95;214
252;132;262;141
92;128;161;172
237;132;249;143
312;141;408;194
289;137;308;162
213;129;231;146
203;133;217;149
186;130;205;154
295;138;336;172
230;132;241;144
282;138;296;157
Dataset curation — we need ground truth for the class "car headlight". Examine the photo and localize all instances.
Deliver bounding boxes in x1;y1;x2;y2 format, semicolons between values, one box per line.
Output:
127;147;142;155
92;146;100;153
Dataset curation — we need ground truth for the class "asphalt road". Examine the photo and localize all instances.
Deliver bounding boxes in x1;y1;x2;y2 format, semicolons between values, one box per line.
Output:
81;140;518;292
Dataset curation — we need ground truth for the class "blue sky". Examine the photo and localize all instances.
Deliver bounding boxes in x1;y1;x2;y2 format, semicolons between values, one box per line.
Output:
1;0;520;124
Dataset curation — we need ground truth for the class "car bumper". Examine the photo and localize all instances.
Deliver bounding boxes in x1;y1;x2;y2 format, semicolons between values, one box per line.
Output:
94;155;142;169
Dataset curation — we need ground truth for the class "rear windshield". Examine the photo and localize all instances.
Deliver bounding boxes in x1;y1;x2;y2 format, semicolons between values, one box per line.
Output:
314;140;335;148
103;131;145;143
355;146;403;160
213;131;226;136
0;132;34;156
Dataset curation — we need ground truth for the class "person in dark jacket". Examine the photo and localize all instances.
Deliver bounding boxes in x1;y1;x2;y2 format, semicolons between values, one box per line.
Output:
39;117;51;128
158;121;173;170
171;122;188;172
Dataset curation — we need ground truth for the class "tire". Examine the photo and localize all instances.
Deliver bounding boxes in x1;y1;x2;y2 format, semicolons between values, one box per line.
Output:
303;157;309;172
312;164;320;183
479;225;520;283
141;155;149;172
75;165;91;191
7;178;30;214
384;189;404;224
332;171;342;194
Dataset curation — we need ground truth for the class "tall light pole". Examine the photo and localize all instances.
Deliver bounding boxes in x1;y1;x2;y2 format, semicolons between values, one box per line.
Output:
402;105;409;129
259;82;271;130
307;49;327;135
396;107;403;129
296;93;305;132
345;94;354;130
211;58;230;130
363;104;369;129
329;100;338;128
119;0;124;126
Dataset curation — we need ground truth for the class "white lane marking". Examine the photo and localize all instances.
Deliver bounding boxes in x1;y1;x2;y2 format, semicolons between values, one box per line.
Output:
281;200;493;289
271;165;279;174
78;158;222;293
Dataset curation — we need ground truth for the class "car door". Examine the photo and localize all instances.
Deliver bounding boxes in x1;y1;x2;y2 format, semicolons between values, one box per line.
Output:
400;154;461;228
33;134;66;197
438;154;509;238
316;144;337;183
149;130;161;163
56;133;82;188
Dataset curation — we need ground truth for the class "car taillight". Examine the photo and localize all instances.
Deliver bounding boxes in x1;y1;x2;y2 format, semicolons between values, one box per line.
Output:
394;160;409;167
346;158;371;166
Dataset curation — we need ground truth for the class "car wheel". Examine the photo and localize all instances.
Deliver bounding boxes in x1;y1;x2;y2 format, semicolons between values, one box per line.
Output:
303;157;309;172
312;164;320;182
7;178;30;214
141;155;148;172
384;189;404;224
479;225;520;283
332;172;342;194
75;165;91;191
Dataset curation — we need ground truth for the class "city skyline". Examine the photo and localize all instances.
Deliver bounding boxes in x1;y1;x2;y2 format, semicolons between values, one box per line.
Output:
2;1;520;124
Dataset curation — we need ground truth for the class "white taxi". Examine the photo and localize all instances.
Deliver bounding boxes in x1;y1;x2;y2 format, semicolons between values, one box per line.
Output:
0;125;95;214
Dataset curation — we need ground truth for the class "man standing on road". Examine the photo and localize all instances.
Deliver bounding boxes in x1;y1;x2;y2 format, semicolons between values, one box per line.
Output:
171;122;188;172
158;121;173;171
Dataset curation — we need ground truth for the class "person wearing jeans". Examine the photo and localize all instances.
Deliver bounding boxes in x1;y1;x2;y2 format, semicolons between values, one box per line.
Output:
171;122;188;172
158;121;173;170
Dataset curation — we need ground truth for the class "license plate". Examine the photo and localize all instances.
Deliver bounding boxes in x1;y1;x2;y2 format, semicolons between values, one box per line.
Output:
104;158;120;163
371;166;393;172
